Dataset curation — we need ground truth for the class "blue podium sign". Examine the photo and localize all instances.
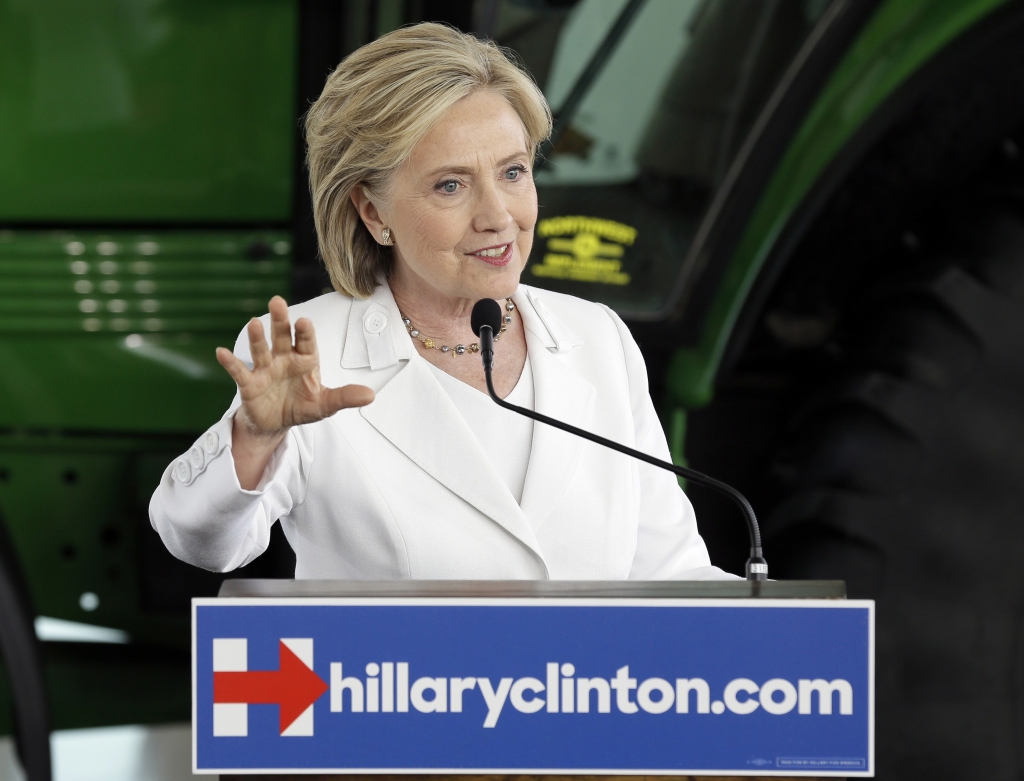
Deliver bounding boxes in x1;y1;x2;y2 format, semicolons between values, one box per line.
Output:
192;597;873;776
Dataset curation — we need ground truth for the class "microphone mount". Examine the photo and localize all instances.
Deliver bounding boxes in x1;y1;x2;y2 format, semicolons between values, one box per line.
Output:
472;298;767;582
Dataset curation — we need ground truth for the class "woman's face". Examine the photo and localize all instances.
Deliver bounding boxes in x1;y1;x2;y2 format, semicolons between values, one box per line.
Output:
374;89;538;305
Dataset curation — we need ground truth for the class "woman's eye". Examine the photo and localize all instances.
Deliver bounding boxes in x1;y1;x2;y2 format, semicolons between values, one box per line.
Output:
506;166;526;181
438;180;459;194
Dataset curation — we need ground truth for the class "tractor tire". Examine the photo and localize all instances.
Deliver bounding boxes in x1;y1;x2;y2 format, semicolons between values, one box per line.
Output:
0;509;51;781
763;205;1024;780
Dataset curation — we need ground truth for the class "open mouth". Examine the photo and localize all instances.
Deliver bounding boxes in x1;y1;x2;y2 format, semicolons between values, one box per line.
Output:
470;243;513;266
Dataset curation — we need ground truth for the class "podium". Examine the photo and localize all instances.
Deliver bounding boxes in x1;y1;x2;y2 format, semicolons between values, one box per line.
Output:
197;580;871;779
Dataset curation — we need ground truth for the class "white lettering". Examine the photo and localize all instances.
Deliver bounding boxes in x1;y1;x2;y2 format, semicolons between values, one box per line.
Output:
381;662;394;712
397;662;409;712
450;677;476;712
510;677;546;713
477;677;514;728
724;678;759;715
675;678;710;714
799;679;853;715
561;678;575;713
760;678;798;715
546;663;559;712
365;663;380;713
410;677;447;713
576;678;611;713
330;663;364;712
611;666;638;714
366;677;379;712
637;678;674;714
561;663;575;713
322;667;851;725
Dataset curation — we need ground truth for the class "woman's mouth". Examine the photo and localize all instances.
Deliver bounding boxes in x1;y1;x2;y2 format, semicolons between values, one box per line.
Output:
470;243;513;266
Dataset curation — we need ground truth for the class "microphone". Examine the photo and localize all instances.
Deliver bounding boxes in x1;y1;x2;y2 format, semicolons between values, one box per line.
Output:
470;298;768;582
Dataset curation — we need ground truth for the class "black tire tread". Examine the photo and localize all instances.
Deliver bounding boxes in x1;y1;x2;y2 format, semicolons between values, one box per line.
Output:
764;209;1024;779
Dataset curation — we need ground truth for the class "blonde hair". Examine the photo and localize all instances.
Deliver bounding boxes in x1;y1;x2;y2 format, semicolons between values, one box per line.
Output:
305;23;552;298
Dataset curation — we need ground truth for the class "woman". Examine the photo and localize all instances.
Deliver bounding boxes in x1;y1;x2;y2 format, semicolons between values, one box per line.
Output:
150;23;725;580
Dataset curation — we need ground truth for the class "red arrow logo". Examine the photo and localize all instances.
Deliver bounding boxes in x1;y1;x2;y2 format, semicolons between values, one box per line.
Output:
214;640;329;733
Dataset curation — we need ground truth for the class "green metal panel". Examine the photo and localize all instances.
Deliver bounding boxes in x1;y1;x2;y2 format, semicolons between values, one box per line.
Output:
0;229;291;644
0;440;165;634
0;0;297;222
0;230;289;432
0;228;292;729
0;643;192;733
0;0;301;735
664;0;1009;408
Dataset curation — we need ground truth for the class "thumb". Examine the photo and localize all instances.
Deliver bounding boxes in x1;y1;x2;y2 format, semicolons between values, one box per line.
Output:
321;384;375;416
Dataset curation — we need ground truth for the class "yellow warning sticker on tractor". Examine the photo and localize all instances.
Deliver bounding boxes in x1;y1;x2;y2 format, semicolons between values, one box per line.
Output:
531;216;636;286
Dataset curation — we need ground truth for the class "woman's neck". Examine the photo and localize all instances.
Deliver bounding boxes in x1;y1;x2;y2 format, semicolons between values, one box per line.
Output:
387;267;526;398
389;272;504;345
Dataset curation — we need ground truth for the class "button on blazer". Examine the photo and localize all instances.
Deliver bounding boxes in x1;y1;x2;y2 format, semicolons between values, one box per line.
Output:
149;283;728;581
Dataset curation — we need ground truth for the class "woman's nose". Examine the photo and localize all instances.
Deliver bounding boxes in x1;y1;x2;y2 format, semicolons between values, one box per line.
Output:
471;181;513;234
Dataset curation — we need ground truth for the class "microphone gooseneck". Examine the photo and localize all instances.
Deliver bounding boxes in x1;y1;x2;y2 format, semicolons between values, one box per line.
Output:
469;298;767;582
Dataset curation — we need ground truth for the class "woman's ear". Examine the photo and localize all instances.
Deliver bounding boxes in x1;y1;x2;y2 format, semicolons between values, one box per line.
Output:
350;186;388;242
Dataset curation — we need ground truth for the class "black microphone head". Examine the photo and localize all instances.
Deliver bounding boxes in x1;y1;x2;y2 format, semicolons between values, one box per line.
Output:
471;298;503;337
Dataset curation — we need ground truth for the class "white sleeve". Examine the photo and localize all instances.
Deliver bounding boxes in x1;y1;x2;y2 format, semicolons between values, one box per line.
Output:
147;320;308;573
599;306;737;581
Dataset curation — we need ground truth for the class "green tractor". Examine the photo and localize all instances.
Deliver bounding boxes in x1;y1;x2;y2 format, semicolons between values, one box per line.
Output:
2;0;1023;778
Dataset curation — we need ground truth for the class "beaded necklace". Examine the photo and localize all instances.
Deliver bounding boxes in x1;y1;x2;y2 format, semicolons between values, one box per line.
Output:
400;298;515;356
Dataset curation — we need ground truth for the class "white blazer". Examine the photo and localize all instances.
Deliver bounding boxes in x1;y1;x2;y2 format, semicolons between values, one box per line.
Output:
149;282;728;581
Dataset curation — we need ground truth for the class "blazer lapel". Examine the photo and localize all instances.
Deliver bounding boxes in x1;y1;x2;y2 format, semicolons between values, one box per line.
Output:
516;289;596;532
359;354;545;565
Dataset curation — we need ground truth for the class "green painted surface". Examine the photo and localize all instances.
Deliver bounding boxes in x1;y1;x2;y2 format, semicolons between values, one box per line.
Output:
0;441;186;641
40;644;192;730
377;0;405;37
0;253;278;725
665;0;1009;408
0;0;301;735
0;230;291;700
0;0;297;222
0;646;192;733
0;230;290;431
0;436;229;731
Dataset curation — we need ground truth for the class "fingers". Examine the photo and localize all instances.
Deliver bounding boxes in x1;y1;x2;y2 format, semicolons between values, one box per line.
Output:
268;295;293;354
247;298;300;367
247;318;271;368
293;317;317;356
216;346;252;386
322;384;375;416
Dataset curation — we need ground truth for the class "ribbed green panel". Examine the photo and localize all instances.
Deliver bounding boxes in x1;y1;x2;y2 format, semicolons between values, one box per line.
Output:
0;231;289;333
0;231;291;432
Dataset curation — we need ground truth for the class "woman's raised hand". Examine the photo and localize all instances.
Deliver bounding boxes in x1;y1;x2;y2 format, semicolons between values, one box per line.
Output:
215;296;374;488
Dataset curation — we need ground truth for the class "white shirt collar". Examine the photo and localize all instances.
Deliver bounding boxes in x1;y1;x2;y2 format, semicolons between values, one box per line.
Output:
340;280;582;370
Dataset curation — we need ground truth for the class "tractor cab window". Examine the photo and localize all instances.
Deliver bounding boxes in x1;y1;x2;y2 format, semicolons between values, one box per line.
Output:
493;0;831;316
